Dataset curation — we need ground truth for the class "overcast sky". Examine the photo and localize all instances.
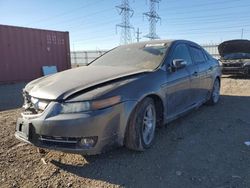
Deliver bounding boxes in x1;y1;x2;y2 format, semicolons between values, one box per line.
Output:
1;0;250;50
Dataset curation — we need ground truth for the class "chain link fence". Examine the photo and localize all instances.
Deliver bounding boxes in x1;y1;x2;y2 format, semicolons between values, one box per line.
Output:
202;44;220;59
71;50;107;67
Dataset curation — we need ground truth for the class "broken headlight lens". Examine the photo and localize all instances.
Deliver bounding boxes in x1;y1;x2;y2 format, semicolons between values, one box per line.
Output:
30;97;49;111
60;102;91;114
60;96;121;114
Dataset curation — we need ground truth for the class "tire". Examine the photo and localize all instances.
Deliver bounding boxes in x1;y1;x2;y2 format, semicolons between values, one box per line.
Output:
207;78;220;105
125;97;157;151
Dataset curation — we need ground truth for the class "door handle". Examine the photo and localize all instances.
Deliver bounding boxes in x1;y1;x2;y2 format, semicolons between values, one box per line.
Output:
209;66;213;71
192;71;198;77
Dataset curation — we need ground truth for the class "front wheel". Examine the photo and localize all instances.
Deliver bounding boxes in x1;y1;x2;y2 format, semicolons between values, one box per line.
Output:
207;78;220;105
125;97;156;151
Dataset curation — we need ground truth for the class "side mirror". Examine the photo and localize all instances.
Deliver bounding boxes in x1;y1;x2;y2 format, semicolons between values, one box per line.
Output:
172;59;187;70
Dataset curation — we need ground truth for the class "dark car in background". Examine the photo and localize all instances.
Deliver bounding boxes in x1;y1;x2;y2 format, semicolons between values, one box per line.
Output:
15;40;221;155
218;39;250;76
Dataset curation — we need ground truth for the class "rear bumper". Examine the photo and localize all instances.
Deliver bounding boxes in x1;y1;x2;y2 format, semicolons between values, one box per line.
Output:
15;101;136;155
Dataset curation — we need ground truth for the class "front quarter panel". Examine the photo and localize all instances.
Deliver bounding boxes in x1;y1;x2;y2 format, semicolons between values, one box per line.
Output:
63;69;167;145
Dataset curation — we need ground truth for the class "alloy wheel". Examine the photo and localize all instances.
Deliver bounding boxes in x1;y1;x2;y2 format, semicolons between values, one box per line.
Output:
142;104;156;145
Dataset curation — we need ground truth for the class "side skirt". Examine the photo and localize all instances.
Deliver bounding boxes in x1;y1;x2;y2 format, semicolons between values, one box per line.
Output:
165;99;206;124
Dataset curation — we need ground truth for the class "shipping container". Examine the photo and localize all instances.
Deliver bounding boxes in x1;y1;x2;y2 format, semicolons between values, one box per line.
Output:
0;24;71;83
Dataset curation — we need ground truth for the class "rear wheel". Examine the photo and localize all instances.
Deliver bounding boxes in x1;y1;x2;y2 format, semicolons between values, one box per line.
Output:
125;97;156;151
207;78;220;105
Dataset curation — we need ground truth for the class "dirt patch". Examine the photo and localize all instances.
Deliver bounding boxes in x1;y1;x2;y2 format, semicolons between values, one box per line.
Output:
0;77;250;188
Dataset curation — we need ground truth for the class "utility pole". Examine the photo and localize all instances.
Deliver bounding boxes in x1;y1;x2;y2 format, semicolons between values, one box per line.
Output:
143;0;161;40
136;28;142;42
116;0;134;44
241;28;244;39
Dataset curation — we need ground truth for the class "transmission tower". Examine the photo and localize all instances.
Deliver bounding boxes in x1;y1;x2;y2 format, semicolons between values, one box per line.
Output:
143;0;161;40
116;0;134;44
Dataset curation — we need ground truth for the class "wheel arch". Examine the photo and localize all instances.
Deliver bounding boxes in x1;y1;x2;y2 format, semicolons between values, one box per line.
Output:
124;93;165;143
216;76;221;83
214;75;221;89
123;94;165;149
145;94;164;127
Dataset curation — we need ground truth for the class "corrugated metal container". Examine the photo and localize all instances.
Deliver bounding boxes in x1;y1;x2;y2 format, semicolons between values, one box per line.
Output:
0;24;71;83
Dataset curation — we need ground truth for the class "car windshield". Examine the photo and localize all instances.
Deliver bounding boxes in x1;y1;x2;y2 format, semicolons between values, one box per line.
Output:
223;52;250;60
89;43;168;69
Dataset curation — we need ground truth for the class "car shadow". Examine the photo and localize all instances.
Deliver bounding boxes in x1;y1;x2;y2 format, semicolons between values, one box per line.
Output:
48;95;250;187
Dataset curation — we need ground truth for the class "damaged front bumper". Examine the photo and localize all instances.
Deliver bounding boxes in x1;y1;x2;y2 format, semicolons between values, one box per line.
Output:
15;101;135;155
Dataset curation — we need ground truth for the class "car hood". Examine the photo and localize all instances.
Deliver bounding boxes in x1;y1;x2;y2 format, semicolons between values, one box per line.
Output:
218;39;250;57
25;65;151;100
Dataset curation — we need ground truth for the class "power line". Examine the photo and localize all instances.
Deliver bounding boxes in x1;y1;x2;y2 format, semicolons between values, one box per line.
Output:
25;0;103;26
64;10;250;36
143;0;161;40
57;3;250;31
71;12;249;39
167;24;250;33
73;23;250;44
160;0;243;11
159;10;250;28
71;19;120;37
25;1;250;37
72;22;250;41
39;8;112;29
23;1;250;47
75;27;250;43
116;0;134;44
161;4;250;15
165;28;250;36
165;16;250;27
73;35;118;44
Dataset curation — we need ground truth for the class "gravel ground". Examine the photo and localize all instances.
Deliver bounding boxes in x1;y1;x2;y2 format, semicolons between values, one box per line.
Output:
0;76;250;188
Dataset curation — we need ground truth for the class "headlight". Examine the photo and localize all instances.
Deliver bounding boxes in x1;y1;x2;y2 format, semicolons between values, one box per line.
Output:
60;102;91;114
37;101;49;111
60;96;121;114
31;97;49;111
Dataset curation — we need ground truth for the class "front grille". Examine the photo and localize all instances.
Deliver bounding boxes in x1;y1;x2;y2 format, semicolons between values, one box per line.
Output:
39;135;80;148
223;63;242;67
223;69;241;73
